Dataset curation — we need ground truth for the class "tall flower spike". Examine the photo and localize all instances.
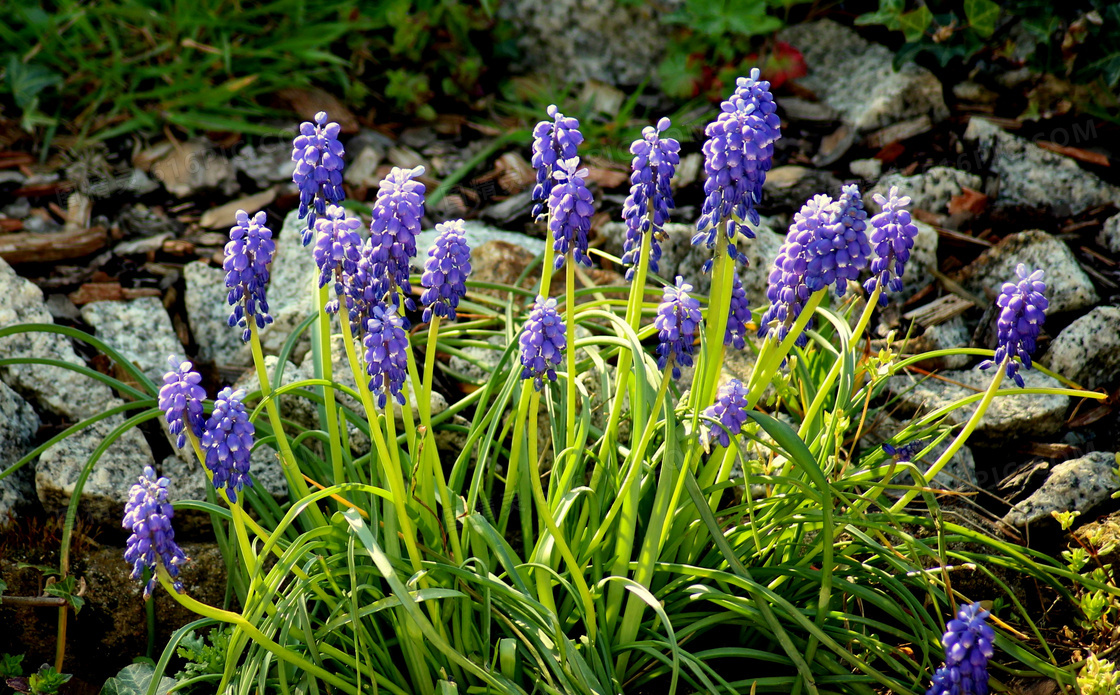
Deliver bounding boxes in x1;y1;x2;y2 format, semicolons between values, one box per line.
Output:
421;219;472;323
693;68;782;271
123;466;188;598
978;264;1047;388
548;158;594;269
313;204;363;314
702;379;750;449
725;274;751;350
531;105;584;221
364;303;410;408
655;276;702;380
620;118;681;280
805;184;871;295
224;210;276;343
291;111;346;245
199;388;255;503
519;296;566;391
158;356;205;449
926;602;995;695
864;186;919;305
368;165;426;311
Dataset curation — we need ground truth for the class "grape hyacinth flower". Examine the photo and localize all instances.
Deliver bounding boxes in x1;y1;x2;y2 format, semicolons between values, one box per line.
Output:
531;105;584;221
693;68;782;270
313;205;363;314
225;210;276;343
548;157;594;269
882;439;927;462
978;264;1047;388
654;276;702;380
702;379;750;448
292;111;346;245
421;219;472;323
123;466;188;598
620;118;681;280
926;602;995;695
864;186;920;305
159;356;205;449
725;274;751;350
804;184;871;295
199;388;255;503
519;296;566;391
364;303;410;408
758;195;833;349
368;165;426;310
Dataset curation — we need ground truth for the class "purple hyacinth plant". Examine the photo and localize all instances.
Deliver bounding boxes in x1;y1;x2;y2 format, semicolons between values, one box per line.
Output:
364;303;410;408
123;466;189;598
654;276;703;380
620;118;681;280
225;210;276;343
519;296;566;390
368;165;426;311
199;387;255;503
864;186;920;305
531;105;583;221
159;356;205;449
804;184;871;295
978;264;1047;388
725;274;751;350
548;157;594;269
882;439;927;462
292;111;346;245
313;204;363;314
421;219;472;323
702;379;750;448
926;602;995;695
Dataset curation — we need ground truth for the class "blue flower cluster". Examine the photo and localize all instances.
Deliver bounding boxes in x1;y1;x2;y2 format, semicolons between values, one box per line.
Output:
159;356;205;449
123;466;188;598
864;186;920;305
804;184;871;295
364;304;410;408
531;105;583;221
979;264;1047;388
548;158;594;269
368;166;426;311
655;276;702;380
199;387;255;503
927;603;995;695
313;204;363;314
620;118;680;280
882;439;927;462
758;195;833;348
703;379;750;448
292;111;346;245
725;274;751;350
224;210;276;343
421;219;472;323
519;296;566;390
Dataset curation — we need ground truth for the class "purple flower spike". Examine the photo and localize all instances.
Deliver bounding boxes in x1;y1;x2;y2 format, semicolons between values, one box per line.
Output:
621;118;681;280
549;158;595;269
519;296;566;391
978;264;1047;388
364;303;410;409
864;186;920;305
313;205;363;314
882;439;927;462
531;105;584;221
655;276;702;380
225;210;276;343
292;111;346;245
421;219;472;323
805;184;871;295
703;379;750;448
926;602;995;695
123;466;188;598
369;166;426;311
725;274;751;350
199;387;255;503
158;356;206;449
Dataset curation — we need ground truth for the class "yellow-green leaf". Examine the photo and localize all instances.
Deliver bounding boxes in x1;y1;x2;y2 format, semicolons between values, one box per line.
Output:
965;0;1000;37
899;5;933;42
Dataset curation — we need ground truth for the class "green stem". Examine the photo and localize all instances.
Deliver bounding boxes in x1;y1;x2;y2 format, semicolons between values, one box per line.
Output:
316;285;345;490
420;316;465;562
746;290;826;410
564;253;577;455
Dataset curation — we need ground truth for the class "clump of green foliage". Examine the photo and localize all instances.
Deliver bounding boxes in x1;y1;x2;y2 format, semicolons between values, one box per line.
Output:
1078;653;1120;695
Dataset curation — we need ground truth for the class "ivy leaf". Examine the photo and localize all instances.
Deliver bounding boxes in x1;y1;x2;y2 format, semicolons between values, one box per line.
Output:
0;578;7;598
43;576;84;614
3;55;62;111
855;0;905;31
100;663;175;695
964;0;1000;37
658;51;703;100
899;5;933;42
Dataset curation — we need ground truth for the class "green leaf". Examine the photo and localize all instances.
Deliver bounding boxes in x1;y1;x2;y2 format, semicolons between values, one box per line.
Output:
899;5;933;42
0;578;6;598
100;663;176;695
3;55;62;110
0;653;24;678
658;51;702;100
964;0;1000;37
855;0;905;31
43;576;84;614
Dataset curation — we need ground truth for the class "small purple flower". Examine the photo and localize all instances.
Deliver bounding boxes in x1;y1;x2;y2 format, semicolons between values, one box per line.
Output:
864;186;920;305
519;296;566;391
313;205;363;314
978;264;1047;388
123;466;189;598
725;274;751;350
224;210;275;343
531;105;584;221
421;219;472;323
549;158;594;269
804;184;871;295
199;387;255;503
368;166;426;311
364;303;410;409
926;602;995;695
655;276;702;380
292;111;346;245
882;439;927;462
342;243;378;339
703;379;751;448
158;356;206;449
620;118;681;280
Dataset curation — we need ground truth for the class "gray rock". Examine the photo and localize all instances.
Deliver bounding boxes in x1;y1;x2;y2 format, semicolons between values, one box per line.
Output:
150;139;238;198
761;166;844;210
849;158;882;180
859;414;977;492
901;219;940;298
962;118;1120;216
1003;451;1120;528
184;261;247;366
344;145;385;187
778;19;949;133
231;143;296;185
906;316;972;369
1097;214;1120;255
255;210;319;362
0;381;40;525
36;416;156;527
1042;306;1120;389
233;356;319;431
0;257;116;419
955;230;1098;313
888;367;1069;444
869;167;982;215
80;298;183;383
412;221;546;273
448;334;508;383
